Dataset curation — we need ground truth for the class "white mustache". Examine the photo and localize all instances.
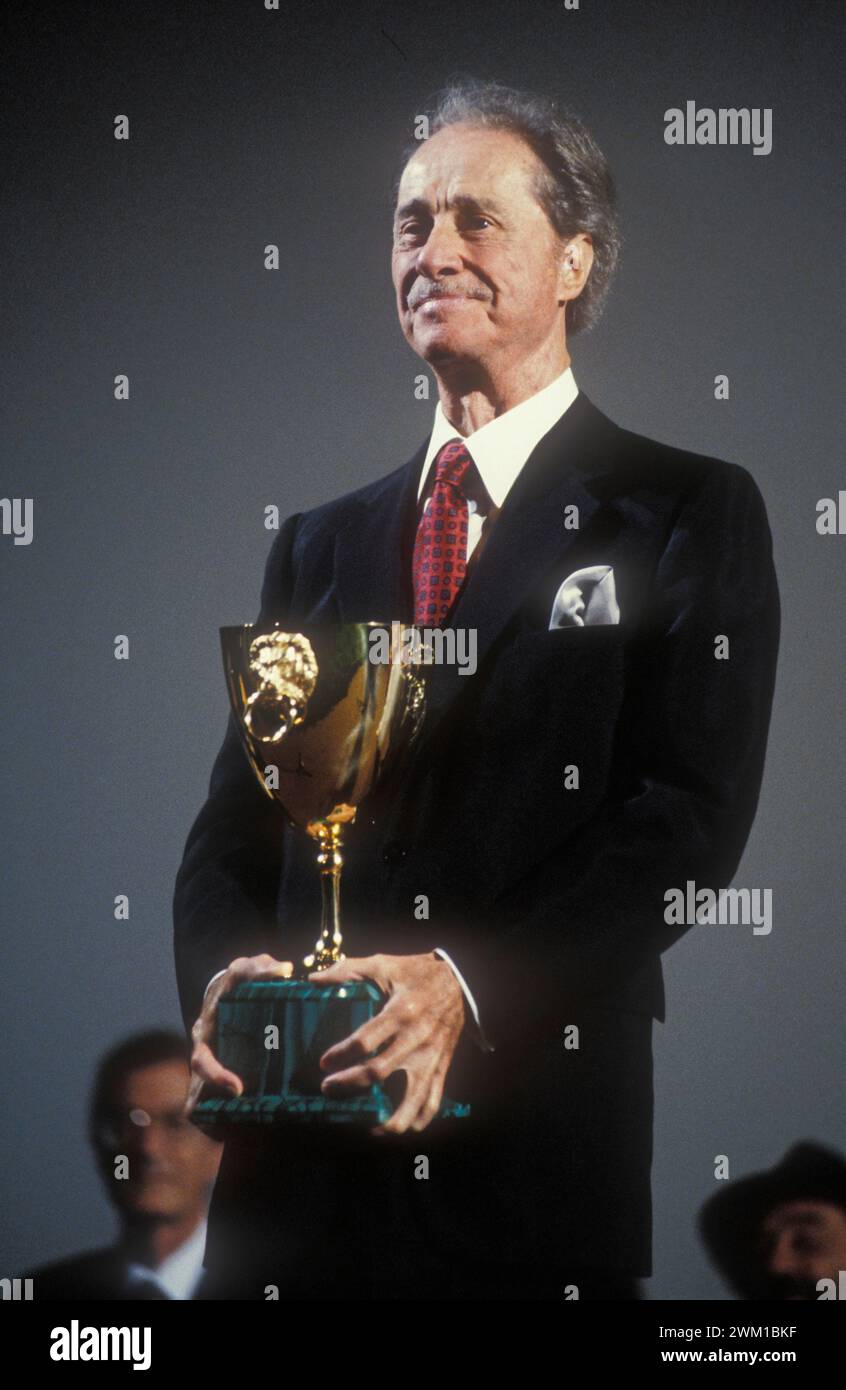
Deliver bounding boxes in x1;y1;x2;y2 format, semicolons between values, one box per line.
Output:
410;286;489;309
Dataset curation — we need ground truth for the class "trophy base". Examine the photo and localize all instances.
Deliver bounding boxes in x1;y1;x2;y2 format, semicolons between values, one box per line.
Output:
192;979;471;1129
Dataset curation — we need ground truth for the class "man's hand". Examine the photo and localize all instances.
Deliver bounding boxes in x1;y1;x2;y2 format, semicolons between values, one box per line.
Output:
184;954;295;1118
308;952;466;1136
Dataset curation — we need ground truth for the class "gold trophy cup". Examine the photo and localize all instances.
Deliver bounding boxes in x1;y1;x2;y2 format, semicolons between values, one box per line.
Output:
192;620;469;1127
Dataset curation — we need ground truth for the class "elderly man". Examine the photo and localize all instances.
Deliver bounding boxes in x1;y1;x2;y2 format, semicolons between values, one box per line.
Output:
174;79;779;1300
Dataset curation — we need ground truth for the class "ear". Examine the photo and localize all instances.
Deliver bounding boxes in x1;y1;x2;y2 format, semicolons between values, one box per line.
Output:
557;232;594;303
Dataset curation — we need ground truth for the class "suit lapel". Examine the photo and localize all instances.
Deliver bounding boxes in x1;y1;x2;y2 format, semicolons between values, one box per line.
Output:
333;440;424;627
421;391;617;725
332;391;618;733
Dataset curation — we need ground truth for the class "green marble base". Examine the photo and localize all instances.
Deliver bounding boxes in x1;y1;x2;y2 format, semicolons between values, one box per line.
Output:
192;979;471;1129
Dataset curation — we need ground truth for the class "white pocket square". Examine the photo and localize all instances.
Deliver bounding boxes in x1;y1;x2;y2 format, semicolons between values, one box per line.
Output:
548;565;620;629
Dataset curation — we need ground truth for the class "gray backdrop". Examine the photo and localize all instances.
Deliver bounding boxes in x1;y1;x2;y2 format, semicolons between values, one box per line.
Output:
2;0;843;1299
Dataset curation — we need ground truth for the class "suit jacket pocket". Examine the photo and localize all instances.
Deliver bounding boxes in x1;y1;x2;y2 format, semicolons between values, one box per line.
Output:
509;619;625;656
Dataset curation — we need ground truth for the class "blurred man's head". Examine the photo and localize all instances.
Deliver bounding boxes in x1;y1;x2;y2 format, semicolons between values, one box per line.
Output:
758;1198;846;1299
89;1030;221;1230
699;1142;846;1299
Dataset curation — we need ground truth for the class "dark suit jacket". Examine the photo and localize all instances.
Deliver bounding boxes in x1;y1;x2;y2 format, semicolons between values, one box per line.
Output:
172;391;780;1289
23;1246;222;1300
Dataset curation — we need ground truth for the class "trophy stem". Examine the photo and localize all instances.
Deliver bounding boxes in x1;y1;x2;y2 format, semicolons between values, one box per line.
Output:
302;821;347;972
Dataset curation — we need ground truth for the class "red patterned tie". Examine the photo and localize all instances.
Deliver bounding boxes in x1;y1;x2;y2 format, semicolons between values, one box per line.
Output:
412;439;474;626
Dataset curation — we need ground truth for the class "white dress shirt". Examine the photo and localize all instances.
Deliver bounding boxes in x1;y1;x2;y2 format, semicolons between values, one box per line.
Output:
421;367;580;1052
417;365;580;556
204;368;580;1059
126;1217;208;1300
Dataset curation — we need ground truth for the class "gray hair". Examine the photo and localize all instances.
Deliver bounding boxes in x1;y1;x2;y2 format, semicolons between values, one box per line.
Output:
391;76;622;336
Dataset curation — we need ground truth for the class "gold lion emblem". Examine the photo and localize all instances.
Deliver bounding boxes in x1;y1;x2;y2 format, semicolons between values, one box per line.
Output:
244;630;318;742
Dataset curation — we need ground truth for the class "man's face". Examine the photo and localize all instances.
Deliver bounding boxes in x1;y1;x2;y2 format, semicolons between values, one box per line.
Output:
759;1199;846;1298
392;123;581;375
98;1061;221;1223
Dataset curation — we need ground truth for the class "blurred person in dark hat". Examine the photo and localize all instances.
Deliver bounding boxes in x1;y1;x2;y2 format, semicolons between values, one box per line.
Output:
699;1142;846;1300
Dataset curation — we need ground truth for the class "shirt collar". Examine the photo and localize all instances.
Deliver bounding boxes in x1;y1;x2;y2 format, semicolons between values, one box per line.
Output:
125;1218;208;1301
417;366;579;508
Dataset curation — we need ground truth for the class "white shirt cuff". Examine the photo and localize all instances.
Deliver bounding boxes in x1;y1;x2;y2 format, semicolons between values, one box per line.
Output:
433;947;495;1053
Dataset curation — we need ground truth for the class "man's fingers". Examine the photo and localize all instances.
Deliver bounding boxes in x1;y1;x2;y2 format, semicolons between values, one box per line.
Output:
318;1053;393;1095
219;955;295;989
306;960;364;985
308;954;389;991
193;954;295;1049
184;955;297;1119
410;1068;448;1133
184;1072;205;1119
193;1039;244;1091
318;1008;399;1073
373;1052;449;1136
401;1064;447;1134
255;959;295;980
373;1072;434;1136
319;1011;426;1093
186;1039;243;1111
307;954;464;1132
318;980;429;1073
235;955;295;983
